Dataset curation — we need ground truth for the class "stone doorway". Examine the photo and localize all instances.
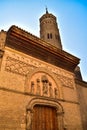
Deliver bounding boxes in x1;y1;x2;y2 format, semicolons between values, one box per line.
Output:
26;97;64;130
31;104;58;130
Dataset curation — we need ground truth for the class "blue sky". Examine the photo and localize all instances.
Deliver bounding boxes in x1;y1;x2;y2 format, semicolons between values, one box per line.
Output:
0;0;87;81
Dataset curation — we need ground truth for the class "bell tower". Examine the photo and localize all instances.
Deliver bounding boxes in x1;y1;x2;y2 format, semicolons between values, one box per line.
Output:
39;8;62;49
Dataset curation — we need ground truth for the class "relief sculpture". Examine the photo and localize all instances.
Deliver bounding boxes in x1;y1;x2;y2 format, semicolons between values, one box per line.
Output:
30;81;34;94
49;82;53;97
26;111;32;130
29;73;59;99
36;78;41;95
54;88;58;98
41;75;49;96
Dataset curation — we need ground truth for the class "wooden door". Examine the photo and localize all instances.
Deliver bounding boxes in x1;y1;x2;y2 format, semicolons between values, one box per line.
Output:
31;105;58;130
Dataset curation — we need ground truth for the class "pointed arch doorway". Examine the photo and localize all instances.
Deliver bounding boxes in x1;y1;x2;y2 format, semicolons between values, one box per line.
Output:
31;104;58;130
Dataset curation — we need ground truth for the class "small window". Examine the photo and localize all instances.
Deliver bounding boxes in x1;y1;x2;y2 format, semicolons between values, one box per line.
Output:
47;33;52;39
47;33;50;39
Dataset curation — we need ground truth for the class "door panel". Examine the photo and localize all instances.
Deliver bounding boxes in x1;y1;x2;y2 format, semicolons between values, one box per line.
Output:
31;105;58;130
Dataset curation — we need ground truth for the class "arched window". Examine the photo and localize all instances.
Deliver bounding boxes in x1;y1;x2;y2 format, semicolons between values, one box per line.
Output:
47;33;52;39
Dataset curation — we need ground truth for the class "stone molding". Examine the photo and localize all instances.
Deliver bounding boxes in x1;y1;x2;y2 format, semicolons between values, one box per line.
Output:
0;85;79;104
26;97;64;113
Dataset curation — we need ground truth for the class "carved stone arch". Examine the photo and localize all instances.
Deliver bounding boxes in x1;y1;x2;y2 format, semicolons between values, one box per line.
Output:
25;67;63;99
26;97;64;130
26;97;64;113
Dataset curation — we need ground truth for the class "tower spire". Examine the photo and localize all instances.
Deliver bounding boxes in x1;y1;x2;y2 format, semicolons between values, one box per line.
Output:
46;6;48;14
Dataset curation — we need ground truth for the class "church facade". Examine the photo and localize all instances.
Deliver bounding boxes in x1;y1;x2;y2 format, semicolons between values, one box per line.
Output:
0;10;87;130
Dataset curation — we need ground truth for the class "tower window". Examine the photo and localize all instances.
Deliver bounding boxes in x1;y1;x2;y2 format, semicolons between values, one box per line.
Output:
47;33;52;39
47;33;50;39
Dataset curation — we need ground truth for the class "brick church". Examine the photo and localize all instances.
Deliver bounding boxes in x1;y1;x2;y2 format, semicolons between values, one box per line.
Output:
0;9;87;130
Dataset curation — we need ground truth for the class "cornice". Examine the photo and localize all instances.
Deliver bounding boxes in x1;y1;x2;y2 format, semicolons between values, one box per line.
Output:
5;25;80;72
